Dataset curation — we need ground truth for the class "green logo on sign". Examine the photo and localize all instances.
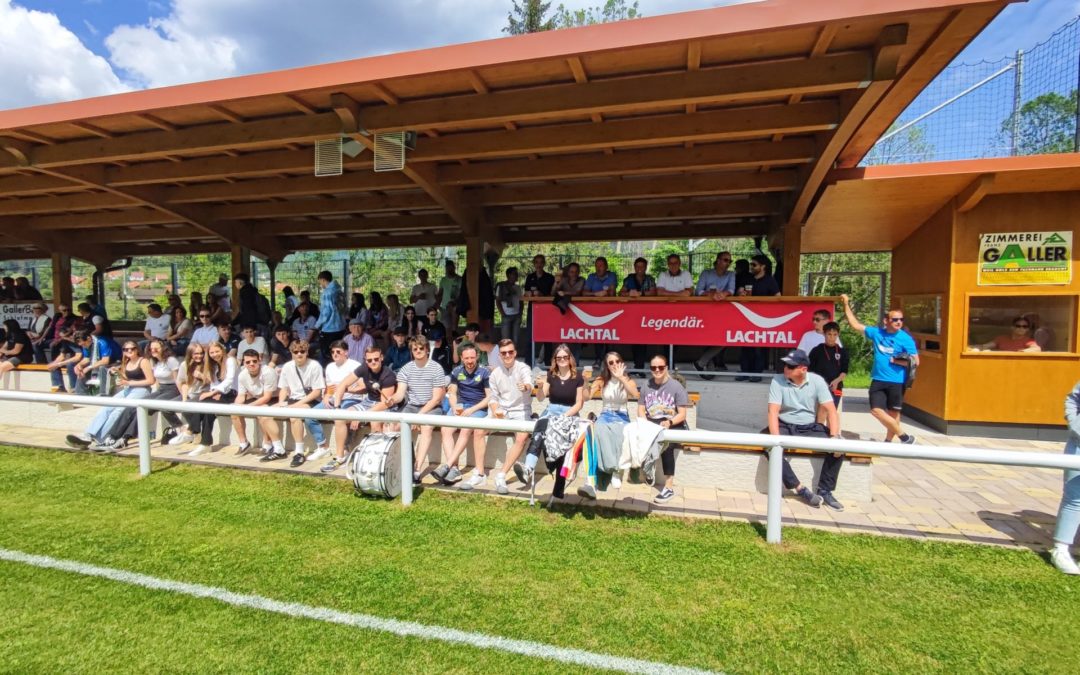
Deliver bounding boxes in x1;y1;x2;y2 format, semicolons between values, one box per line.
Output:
1045;232;1067;244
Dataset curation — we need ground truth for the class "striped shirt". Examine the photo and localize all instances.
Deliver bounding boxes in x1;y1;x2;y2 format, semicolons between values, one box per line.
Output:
398;359;449;407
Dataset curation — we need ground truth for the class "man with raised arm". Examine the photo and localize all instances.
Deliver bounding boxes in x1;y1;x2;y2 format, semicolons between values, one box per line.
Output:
840;294;919;444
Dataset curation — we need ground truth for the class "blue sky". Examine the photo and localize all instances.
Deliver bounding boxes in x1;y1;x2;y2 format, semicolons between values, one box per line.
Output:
0;0;1077;111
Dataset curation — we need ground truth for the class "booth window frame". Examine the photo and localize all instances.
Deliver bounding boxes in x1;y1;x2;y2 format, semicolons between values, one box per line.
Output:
961;290;1079;356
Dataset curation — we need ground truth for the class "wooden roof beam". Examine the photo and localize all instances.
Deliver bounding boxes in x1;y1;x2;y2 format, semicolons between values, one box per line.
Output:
0;219;116;267
501;220;768;244
488;195;777;226
0;191;132;215
360;51;872;132
27;208;181;231
213;192;438;220
105;149;368;186
164;171;415;204
955;173;995;212
246;213;456;237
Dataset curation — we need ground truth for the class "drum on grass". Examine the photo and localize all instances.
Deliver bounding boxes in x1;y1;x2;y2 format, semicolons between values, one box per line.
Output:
348;432;401;498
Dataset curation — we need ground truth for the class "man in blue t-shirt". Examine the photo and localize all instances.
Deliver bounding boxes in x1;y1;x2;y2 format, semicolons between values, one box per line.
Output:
841;294;920;444
431;344;492;486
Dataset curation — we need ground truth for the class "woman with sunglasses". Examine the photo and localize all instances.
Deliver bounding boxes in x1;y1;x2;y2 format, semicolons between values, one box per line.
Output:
536;344;585;419
99;339;181;450
65;341;156;450
592;351;639;424
639;354;689;504
972;316;1041;352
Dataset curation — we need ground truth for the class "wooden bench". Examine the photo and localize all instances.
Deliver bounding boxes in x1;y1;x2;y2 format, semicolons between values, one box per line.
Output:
1;363;51;390
686;442;872;464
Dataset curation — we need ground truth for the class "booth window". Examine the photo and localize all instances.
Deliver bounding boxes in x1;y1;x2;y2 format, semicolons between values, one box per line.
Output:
967;295;1076;353
900;295;942;336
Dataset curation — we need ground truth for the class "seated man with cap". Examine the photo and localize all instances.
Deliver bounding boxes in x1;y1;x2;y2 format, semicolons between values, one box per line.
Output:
765;348;845;511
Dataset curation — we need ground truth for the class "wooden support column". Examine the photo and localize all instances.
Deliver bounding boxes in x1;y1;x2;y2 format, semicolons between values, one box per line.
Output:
230;244;251;312
782;221;802;296
50;252;72;307
465;236;483;325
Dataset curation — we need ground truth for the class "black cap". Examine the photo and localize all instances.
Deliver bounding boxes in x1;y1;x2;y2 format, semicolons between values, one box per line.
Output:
780;349;810;368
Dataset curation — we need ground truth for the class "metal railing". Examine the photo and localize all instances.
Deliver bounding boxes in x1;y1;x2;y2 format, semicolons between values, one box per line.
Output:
0;390;1076;544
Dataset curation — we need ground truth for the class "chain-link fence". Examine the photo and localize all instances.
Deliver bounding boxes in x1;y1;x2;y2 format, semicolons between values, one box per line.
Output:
865;16;1079;165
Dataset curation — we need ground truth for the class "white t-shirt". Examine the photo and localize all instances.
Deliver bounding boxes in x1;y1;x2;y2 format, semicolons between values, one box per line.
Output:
238;364;278;399
796;331;841;355
488;360;533;415
152;357;180;385
237;337;268;362
324;359;361;400
411;282;438;316
656;270;694;293
144;314;171;339
278;359;325;401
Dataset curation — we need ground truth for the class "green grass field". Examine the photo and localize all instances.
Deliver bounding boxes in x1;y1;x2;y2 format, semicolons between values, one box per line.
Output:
0;445;1077;673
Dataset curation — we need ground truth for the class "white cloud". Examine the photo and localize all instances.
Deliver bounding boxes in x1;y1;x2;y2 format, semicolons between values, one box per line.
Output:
0;0;129;110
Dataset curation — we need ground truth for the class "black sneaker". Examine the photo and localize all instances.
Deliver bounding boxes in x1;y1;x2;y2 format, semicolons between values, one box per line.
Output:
642;455;657;487
160;427;177;446
900;434;916;445
797;486;823;508
261;449;287;463
692;361;715;381
289;452;306;467
817;489;845;511
431;464;450;484
65;434;92;449
654;487;674;503
734;376;749;382
749;376;762;383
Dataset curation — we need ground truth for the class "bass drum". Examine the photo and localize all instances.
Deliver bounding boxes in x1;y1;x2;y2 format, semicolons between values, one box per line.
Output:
348;432;402;499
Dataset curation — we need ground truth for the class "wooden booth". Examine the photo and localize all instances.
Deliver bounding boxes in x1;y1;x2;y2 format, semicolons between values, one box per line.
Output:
805;154;1080;439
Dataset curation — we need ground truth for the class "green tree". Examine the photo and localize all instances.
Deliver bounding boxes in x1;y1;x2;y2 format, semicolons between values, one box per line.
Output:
553;0;640;28
503;0;554;34
1001;90;1079;155
863;123;934;165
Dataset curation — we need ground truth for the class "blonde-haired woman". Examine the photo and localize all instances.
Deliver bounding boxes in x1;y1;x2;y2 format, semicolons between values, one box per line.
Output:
65;340;155;450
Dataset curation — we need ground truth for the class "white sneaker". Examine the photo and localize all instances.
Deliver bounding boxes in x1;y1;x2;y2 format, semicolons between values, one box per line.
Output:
459;472;486;491
610;474;622;489
1051;548;1080;575
308;445;331;462
189;444;209;456
495;475;509;495
169;432;194;446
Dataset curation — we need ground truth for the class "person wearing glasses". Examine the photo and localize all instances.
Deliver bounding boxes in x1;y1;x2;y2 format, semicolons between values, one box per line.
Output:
639;354;689;503
735;254;781;383
165;306;193;356
299;340;358;465
841;294;919;444
431;343;492;486
65;341;155;451
272;339;326;466
477;338;533;494
693;252;737;377
971;316;1041;352
766;348;844;510
100;339;181;451
391;337;449;485
329;345;399;474
513;343;586;489
796;309;841;355
190;308;220;347
592;351;639;424
232;348;282;459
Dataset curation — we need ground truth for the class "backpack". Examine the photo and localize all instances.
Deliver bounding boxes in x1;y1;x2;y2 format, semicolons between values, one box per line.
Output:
255;291;272;325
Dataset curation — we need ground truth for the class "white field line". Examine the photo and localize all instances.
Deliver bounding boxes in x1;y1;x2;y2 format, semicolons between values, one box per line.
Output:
0;547;719;675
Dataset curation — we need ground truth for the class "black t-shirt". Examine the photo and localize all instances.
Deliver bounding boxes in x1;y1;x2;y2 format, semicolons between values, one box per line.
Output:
751;274;780;296
524;271;555;296
431;345;452;375
5;331;33;359
269;337;291;364
352;364;398;403
547;373;584;406
808;343;849;390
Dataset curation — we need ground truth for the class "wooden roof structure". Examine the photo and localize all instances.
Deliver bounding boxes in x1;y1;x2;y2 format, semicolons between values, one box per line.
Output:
803;153;1080;252
0;0;1013;267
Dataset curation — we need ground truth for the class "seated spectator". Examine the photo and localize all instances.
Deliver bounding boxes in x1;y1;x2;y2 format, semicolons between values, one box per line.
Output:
269;339;325;466
429;327;452;375
796;309;840;354
291;302;318;342
236;324;268;363
15;276;43;301
217;323;241;357
188;291;203;324
46;327;80;393
419;306;441;339
344;317;374;363
366;291;389;344
301;340;358;465
329;344;398;473
85;294;107;320
765;349;844;511
72;329;119;396
391;337;448;485
166;294;183;315
639;354;689;504
386;328;410;371
808;322;848;409
204;292;228;327
178;341;238;456
0;277;14;300
64;341;155;450
231;348;282;458
473;332;498;367
141;303;171;350
166;306;193;355
78;302;112;338
27;302;52;364
348;292;369;324
190;307;219;346
431;344;492;486
208;273;231;315
591;351;639;424
385;294;403;340
516;343;585;488
101;340;181;449
472;339;533;494
453;322;482;366
268;324;292;369
163;344;209;446
282;286;300;319
972;316;1041;352
46;303;79;356
399;305;422;338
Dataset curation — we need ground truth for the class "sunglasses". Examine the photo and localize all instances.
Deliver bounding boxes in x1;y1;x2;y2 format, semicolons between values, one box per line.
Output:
291;350;307;355
555;355;570;361
606;360;621;366
650;365;667;372
1014;323;1030;328
500;350;516;356
888;317;905;323
365;357;382;363
199;314;210;319
243;360;260;366
122;347;137;352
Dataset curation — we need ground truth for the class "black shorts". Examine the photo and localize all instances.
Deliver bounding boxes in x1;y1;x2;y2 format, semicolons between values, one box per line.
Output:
869;380;905;412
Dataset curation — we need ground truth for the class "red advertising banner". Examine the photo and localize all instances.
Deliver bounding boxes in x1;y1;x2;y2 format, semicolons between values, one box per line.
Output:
532;299;834;347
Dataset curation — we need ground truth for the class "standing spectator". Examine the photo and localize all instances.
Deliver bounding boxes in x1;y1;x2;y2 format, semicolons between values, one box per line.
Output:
693;252;738;377
282;286;300;319
291;302;318;342
78;302;113;339
656;254;693;297
524;254;555;367
437;259;462;337
231;272;259;328
85;294;107;321
0;319;35;383
734;259;753;292
0;277;15;300
27;302;53;363
165;306;193;355
298;290;319;319
555;262;585;297
639;353;689;503
796;309;839;355
344;317;374;363
313;270;346;362
808;322;849;409
15;277;42;301
1052;379;1080;575
620;257;657;371
736;254;781;383
840;294;918;443
272;340;326;466
141;303;170;350
457;266;496;335
204;293;228;327
495;267;523;343
231;349;282;458
410;269;438;317
584;257;618;297
207;273;231;315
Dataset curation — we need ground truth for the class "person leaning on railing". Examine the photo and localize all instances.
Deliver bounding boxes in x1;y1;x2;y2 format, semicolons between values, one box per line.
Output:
64;340;156;451
1051;380;1080;575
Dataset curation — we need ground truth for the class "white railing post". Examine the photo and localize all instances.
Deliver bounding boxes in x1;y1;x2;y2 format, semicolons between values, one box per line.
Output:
766;444;783;544
400;420;414;506
136;405;152;477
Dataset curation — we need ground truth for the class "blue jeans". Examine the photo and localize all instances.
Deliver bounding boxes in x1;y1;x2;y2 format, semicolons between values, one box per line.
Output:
598;409;630;424
86;387;150;442
303;402;330;446
541;403;572;419
1054;435;1080;545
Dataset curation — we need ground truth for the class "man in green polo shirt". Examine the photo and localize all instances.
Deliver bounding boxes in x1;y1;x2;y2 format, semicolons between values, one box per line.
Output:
766;348;844;510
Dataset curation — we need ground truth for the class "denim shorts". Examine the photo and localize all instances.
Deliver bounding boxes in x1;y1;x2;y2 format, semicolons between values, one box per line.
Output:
541;403;572;418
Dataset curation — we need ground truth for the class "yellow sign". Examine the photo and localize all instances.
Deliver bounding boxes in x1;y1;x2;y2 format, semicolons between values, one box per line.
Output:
978;231;1072;286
